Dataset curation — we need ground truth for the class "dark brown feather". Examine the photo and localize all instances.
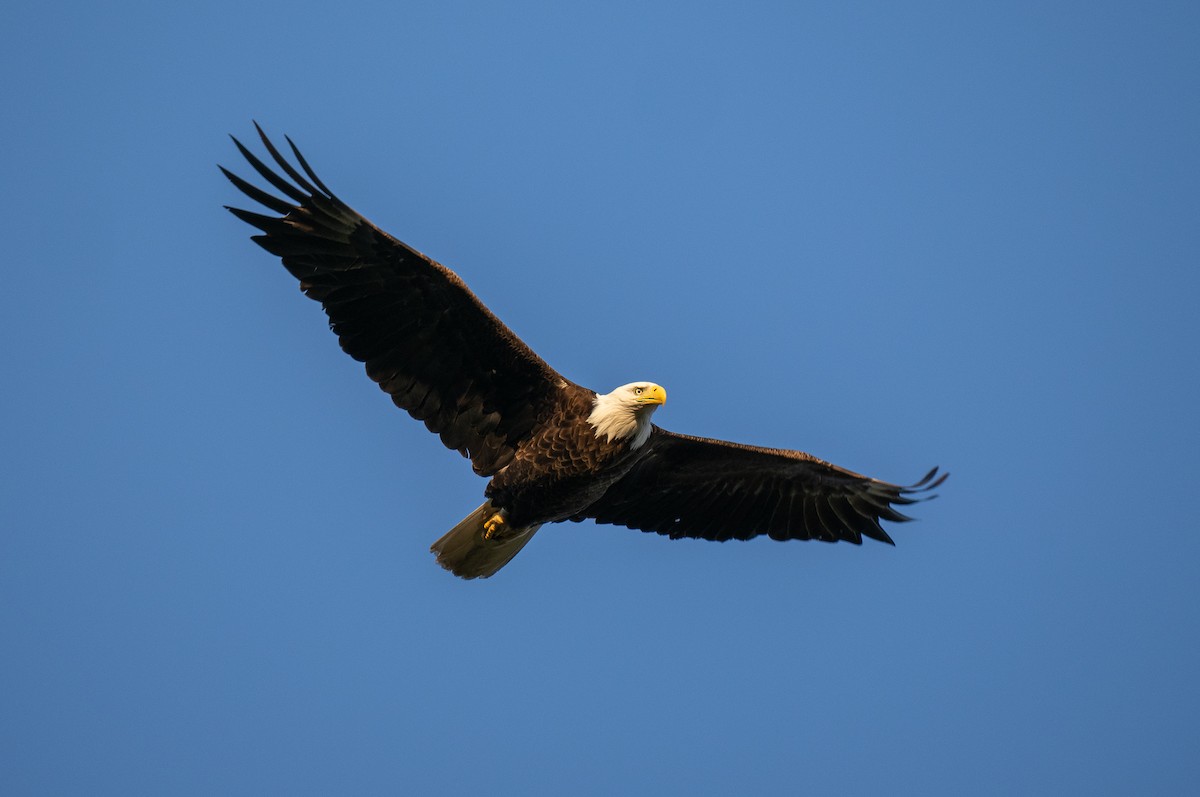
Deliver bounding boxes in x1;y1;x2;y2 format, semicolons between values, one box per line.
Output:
223;126;578;476
578;428;945;545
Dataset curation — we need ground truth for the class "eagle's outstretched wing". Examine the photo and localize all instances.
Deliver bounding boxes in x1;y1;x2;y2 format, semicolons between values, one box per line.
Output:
222;124;575;476
578;429;946;543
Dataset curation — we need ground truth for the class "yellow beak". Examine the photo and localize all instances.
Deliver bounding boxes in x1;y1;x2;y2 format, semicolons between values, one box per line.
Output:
639;385;667;406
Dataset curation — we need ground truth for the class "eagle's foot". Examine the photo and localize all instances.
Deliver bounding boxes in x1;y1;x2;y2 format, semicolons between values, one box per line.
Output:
482;511;507;541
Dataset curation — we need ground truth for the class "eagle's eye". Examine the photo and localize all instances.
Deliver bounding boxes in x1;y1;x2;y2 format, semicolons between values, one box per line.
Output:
634;387;644;395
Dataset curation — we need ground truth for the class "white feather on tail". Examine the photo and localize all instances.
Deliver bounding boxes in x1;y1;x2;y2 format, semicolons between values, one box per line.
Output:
429;501;542;579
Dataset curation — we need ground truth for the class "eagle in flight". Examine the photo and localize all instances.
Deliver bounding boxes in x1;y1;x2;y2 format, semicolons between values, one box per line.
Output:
223;124;946;579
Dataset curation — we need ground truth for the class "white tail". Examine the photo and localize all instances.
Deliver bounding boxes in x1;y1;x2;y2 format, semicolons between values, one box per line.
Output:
429;501;542;579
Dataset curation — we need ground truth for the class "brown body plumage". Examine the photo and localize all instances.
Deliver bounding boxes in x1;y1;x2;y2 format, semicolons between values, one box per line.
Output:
223;124;946;579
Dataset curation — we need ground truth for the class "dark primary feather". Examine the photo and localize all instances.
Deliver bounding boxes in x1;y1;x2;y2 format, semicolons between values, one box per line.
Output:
578;429;946;544
222;124;572;476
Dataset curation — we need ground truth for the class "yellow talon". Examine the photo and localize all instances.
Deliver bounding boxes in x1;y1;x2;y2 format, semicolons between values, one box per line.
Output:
482;512;507;540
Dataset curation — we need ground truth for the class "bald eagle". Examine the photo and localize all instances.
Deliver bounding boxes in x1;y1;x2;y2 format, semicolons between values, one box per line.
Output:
222;125;946;579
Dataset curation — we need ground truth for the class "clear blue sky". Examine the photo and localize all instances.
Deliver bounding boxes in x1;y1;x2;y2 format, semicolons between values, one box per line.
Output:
2;2;1197;794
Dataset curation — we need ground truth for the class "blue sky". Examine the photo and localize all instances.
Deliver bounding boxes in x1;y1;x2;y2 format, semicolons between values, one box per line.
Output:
2;1;1198;794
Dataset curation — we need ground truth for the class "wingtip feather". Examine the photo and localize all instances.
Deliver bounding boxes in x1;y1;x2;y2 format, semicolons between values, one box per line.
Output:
285;133;336;197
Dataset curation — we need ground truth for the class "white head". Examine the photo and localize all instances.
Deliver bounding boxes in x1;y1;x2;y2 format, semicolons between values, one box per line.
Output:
587;382;667;450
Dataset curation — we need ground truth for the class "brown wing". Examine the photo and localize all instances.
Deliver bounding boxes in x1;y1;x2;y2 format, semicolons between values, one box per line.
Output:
222;124;577;476
577;428;946;543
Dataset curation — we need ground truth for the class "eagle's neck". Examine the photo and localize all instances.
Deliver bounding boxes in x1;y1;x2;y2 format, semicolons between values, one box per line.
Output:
588;392;655;450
